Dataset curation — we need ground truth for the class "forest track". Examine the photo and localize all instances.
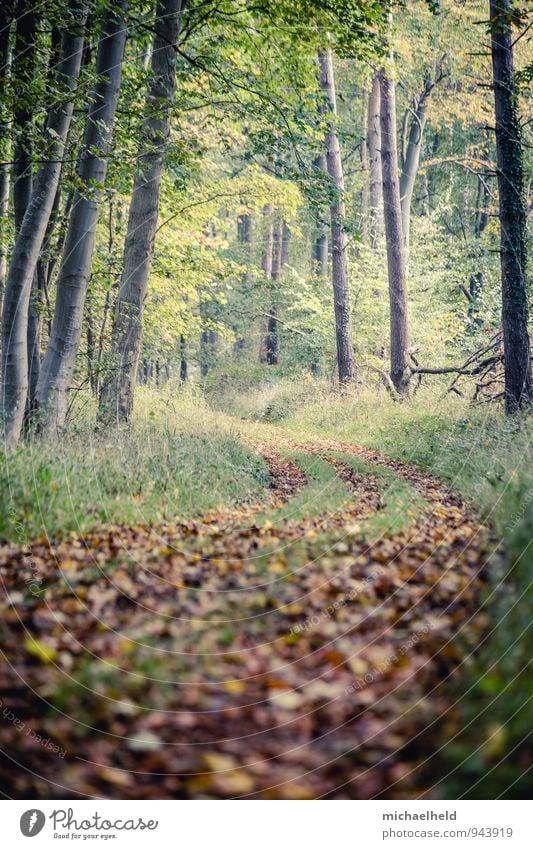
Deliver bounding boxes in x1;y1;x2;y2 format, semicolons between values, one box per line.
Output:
0;426;491;799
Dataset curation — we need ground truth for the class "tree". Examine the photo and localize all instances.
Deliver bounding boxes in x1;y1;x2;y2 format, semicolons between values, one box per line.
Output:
399;71;441;247
35;0;128;433
489;0;531;413
1;1;88;446
379;57;410;396
367;71;383;247
0;3;13;318
259;202;274;363
99;0;185;425
318;47;357;386
11;0;36;232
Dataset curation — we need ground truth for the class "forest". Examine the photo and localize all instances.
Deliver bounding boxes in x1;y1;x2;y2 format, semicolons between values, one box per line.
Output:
0;0;531;802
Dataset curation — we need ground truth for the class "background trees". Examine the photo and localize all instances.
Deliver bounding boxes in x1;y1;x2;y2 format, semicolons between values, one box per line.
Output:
0;0;530;445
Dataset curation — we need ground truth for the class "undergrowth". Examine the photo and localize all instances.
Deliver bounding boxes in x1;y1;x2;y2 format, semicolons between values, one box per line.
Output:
0;387;268;542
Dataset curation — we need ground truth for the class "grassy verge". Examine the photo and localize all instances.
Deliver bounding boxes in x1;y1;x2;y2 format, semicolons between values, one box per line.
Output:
0;387;269;543
275;382;532;799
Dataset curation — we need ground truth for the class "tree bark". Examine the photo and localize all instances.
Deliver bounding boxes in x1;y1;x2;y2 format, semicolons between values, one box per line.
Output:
360;89;369;243
379;66;410;396
36;0;128;434
179;334;187;383
399;77;434;247
367;72;383;247
318;48;357;386
233;211;251;354
266;217;286;366
11;0;35;233
490;0;532;412
259;202;274;363
98;0;185;425
1;2;88;446
0;5;13;318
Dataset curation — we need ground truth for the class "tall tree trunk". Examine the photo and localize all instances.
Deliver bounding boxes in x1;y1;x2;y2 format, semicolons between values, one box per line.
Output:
490;0;532;412
179;334;187;383
36;0;128;434
266;217;284;366
318;48;357;386
233;211;251;354
259;203;274;363
1;2;88;446
379;66;410;396
98;0;185;425
367;72;383;247
312;153;328;277
360;89;369;243
11;0;35;233
0;7;12;319
399;76;434;248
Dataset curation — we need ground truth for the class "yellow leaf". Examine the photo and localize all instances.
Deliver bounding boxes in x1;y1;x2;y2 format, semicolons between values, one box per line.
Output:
223;680;245;695
24;638;57;664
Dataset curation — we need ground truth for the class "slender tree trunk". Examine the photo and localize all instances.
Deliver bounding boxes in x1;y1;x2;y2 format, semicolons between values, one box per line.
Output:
233;211;251;354
312;153;329;277
11;0;35;233
179;334;187;383
0;6;13;318
399;77;434;247
367;72;383;247
379;66;410;396
490;0;531;412
360;89;369;243
98;0;185;425
36;1;128;434
318;48;357;386
259;203;274;363
1;2;87;446
266;217;284;366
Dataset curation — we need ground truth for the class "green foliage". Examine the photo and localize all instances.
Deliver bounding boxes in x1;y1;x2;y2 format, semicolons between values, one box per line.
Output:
0;388;268;541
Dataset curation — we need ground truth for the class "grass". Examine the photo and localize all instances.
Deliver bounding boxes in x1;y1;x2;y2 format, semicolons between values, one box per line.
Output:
0;386;269;543
274;381;532;799
254;449;352;525
209;375;532;797
329;450;428;540
3;374;531;797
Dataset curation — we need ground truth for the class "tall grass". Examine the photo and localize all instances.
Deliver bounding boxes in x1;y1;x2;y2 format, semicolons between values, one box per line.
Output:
0;386;268;543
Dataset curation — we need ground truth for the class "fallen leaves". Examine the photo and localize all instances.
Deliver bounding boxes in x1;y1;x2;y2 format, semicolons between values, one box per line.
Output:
0;433;492;800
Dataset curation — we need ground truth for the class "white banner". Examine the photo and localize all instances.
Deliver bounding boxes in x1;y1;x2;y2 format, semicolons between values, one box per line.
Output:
2;800;528;848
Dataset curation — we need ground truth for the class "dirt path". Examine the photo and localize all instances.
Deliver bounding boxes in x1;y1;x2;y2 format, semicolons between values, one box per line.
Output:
0;428;491;799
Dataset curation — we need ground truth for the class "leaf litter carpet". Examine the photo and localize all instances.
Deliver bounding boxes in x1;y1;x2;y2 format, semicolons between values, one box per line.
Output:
0;429;491;799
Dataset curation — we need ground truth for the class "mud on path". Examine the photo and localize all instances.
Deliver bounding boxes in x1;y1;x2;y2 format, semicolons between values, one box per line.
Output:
0;427;491;799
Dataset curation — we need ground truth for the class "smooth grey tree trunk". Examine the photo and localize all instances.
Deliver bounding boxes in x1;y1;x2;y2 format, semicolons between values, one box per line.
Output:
399;77;434;248
312;154;328;277
318;48;357;386
0;6;12;319
367;72;383;247
379;66;410;396
36;0;128;433
12;0;35;234
98;0;184;424
360;89;369;243
1;2;87;446
266;217;286;366
490;0;532;412
259;203;274;363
